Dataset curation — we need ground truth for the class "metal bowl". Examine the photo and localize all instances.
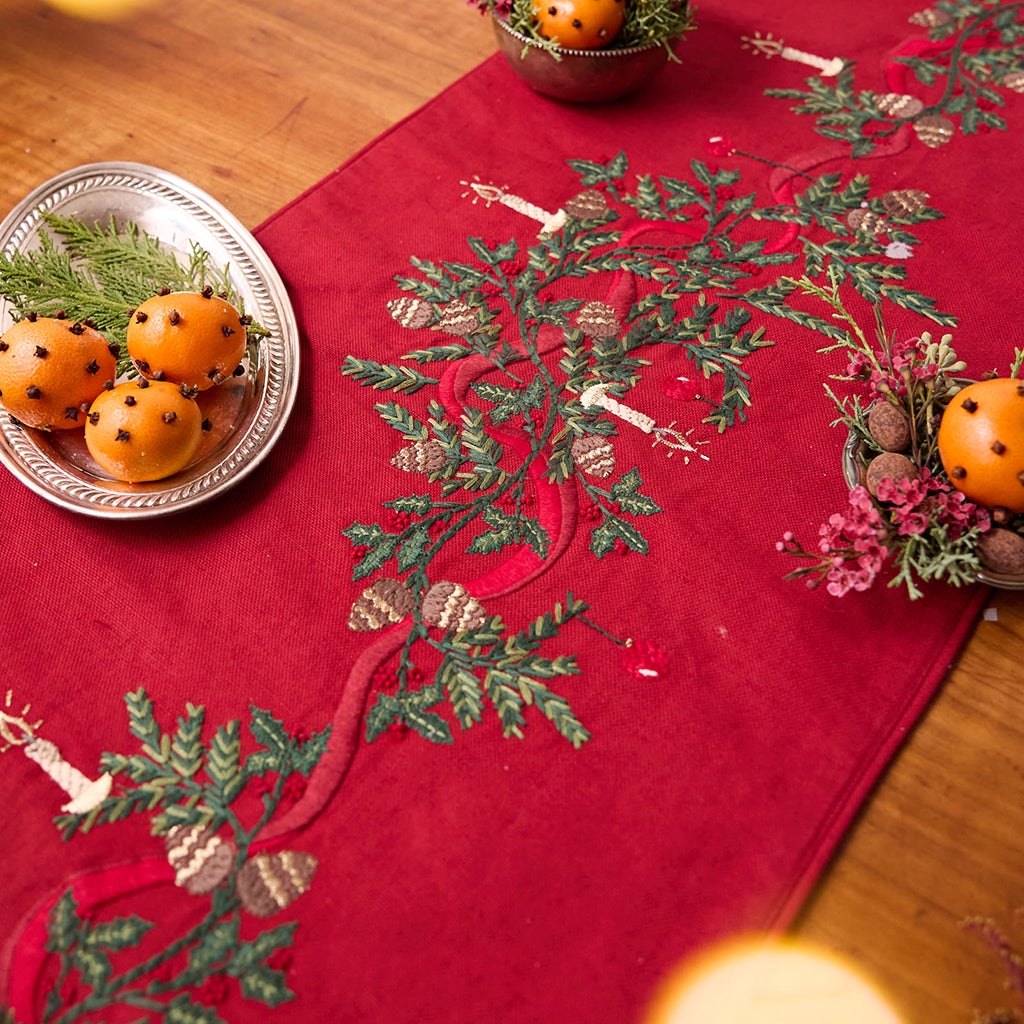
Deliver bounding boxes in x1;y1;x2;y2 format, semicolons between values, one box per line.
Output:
492;16;672;102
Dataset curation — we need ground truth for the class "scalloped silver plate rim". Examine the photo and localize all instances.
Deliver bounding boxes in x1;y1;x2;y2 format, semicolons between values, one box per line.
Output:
0;161;299;519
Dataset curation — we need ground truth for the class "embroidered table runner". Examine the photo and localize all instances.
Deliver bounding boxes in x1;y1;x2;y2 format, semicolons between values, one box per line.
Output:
3;1;1022;1020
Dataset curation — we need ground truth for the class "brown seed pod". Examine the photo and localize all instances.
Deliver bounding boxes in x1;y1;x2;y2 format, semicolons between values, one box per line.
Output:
564;189;609;220
881;188;930;218
390;439;447;474
421;581;487;633
437;297;478;337
165;825;236;896
348;578;416;631
570;434;615;478
873;92;925;119
576;300;620;339
865;451;918;496
914;115;956;148
847;208;885;235
237;851;318;918
387;296;433;330
977;528;1024;575
867;401;912;453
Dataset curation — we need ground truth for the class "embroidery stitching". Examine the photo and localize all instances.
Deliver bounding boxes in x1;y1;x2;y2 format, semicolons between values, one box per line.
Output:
760;1;1024;154
8;690;333;1023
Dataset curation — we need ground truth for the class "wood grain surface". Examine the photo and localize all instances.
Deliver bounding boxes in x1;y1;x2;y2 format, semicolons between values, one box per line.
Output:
2;2;1023;1021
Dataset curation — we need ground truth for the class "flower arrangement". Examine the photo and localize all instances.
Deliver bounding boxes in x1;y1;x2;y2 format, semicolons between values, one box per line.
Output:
467;0;695;54
777;277;1024;599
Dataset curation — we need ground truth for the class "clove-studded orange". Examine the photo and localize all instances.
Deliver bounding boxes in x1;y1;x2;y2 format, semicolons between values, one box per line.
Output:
126;290;246;391
0;316;116;430
85;378;203;482
937;377;1024;513
531;0;626;49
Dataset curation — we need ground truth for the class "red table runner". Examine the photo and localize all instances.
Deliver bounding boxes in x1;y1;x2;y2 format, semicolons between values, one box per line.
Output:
4;1;1022;1020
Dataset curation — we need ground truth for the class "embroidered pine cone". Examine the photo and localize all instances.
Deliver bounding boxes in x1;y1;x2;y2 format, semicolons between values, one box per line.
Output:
391;439;447;474
387;296;433;329
909;8;953;27
914;115;955;148
1005;71;1024;94
237;851;318;918
165;825;236;895
564;189;608;220
847;208;885;235
570;434;615;478
421;581;487;633
575;300;620;339
348;577;416;631
438;297;477;336
872;92;924;119
881;188;929;218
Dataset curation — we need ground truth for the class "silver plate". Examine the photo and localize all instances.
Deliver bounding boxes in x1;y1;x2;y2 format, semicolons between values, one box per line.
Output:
0;162;299;518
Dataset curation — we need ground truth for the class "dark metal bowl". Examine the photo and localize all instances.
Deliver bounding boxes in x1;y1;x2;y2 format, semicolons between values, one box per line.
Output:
492;16;672;103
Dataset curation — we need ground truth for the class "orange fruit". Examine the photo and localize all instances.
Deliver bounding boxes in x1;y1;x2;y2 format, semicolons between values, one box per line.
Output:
937;377;1024;513
531;0;625;49
0;316;117;430
84;379;203;482
126;290;246;391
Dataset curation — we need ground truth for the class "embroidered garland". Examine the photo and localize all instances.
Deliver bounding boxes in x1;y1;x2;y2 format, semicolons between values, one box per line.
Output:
6;690;331;1023
337;149;954;748
761;0;1024;154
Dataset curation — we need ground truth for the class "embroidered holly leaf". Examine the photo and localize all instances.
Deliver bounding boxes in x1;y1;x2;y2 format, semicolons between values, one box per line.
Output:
385;494;436;516
467;503;551;558
402;703;454;745
46;890;81;953
70;946;112;991
186;917;239;977
365;693;401;743
82;915;154;953
289;724;331;777
589;514;648;558
206;720;243;805
567;151;629;187
164;994;229;1024
169;703;205;780
467;236;520;267
341;356;438;395
342;523;400;582
611;468;662;516
237;964;295;1007
397;523;433;572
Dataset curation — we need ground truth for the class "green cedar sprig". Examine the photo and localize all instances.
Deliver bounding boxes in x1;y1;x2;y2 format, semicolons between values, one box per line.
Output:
0;214;267;376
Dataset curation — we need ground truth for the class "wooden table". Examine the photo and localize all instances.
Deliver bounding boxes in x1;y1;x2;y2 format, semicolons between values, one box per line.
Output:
2;1;1022;1020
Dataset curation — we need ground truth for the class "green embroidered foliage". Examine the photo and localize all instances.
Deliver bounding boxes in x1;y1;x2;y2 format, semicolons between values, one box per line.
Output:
341;356;438;395
56;693;331;840
43;695;326;1024
767;4;1024;148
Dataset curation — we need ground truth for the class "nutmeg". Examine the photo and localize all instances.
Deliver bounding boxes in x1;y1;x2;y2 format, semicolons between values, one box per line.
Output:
977;528;1024;575
865;451;918;496
867;401;912;453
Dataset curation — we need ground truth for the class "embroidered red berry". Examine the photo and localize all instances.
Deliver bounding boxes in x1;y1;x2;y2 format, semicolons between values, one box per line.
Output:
530;0;626;49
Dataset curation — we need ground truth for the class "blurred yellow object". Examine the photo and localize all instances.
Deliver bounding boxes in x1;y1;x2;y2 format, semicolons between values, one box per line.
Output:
647;937;904;1024
44;0;157;20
